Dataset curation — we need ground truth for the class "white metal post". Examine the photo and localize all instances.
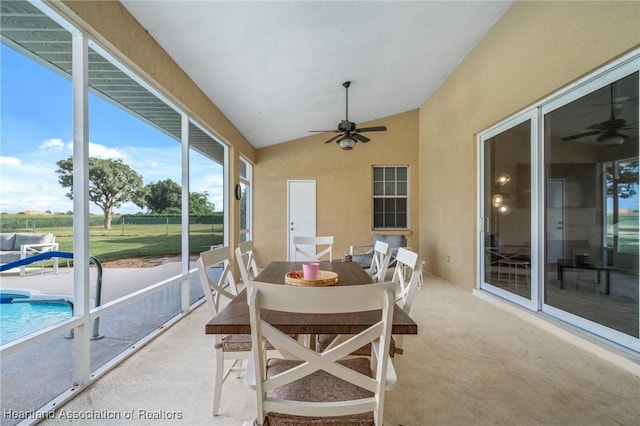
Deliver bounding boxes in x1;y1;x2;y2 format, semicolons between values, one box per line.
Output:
72;31;91;385
181;114;190;312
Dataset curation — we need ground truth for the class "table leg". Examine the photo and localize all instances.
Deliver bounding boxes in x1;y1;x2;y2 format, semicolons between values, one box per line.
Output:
557;261;564;289
601;269;610;295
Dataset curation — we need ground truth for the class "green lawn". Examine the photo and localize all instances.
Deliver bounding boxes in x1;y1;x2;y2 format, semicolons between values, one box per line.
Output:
0;214;223;262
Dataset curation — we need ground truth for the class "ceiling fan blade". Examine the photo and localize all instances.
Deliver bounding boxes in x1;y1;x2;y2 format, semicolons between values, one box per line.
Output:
310;130;339;133
592;118;627;129
561;130;601;141
619;122;638;130
356;126;387;133
586;123;610;131
352;133;370;143
324;134;343;144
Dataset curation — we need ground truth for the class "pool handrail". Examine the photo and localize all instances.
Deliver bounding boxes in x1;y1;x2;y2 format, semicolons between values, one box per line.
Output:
1;251;105;339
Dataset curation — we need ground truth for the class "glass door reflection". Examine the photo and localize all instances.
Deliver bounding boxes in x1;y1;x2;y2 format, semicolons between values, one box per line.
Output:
543;71;639;339
483;120;532;300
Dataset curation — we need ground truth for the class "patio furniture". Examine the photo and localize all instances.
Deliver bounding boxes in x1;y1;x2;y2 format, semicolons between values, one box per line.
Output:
244;280;396;425
557;258;611;294
292;235;334;261
316;248;421;357
497;257;530;288
235;240;260;284
197;246;247;416
390;248;422;351
0;232;58;276
485;234;531;287
315;242;392;356
350;234;407;269
367;240;392;283
205;261;417;336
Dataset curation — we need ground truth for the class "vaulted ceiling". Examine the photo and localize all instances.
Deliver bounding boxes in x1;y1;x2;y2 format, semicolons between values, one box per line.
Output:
119;1;513;148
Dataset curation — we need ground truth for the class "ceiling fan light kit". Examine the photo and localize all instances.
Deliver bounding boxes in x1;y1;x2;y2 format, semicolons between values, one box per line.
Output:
310;81;387;150
339;137;356;150
599;133;626;146
562;81;636;145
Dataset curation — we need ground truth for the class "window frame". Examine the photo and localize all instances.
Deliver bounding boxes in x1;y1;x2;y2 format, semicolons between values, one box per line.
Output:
372;164;409;230
239;156;253;242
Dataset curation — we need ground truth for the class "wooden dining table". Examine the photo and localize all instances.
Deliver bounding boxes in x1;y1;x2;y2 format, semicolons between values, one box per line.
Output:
205;261;418;336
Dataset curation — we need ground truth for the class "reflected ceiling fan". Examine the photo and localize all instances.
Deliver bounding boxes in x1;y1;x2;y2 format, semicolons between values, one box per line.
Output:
562;82;637;146
309;81;387;150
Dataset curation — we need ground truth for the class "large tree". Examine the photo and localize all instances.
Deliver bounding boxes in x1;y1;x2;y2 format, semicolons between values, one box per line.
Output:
56;157;144;229
189;191;215;215
144;179;215;214
144;178;181;213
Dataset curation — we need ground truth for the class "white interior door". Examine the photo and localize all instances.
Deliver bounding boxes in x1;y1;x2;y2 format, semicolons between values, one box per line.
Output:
288;180;316;261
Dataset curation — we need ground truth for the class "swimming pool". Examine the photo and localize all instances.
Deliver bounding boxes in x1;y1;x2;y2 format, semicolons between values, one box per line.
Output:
0;289;73;345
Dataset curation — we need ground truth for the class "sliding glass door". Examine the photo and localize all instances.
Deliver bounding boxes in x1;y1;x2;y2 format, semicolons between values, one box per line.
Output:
480;56;639;352
542;69;639;347
480;112;537;309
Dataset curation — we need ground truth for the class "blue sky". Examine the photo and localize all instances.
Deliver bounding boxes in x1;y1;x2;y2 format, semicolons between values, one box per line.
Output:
1;44;223;215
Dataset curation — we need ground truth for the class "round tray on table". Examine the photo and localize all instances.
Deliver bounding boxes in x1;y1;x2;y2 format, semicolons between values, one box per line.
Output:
284;270;338;286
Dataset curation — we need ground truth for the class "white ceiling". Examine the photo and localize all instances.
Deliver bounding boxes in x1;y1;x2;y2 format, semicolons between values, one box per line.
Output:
120;1;513;149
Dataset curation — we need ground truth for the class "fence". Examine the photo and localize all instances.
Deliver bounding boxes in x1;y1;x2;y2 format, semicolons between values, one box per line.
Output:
0;214;224;236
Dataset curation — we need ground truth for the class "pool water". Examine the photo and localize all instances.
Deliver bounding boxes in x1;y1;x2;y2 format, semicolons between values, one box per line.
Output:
0;295;72;345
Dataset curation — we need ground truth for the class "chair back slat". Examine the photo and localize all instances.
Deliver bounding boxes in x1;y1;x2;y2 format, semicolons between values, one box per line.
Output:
235;240;260;283
392;247;420;313
292;235;334;261
390;248;421;356
369;240;391;283
197;247;238;316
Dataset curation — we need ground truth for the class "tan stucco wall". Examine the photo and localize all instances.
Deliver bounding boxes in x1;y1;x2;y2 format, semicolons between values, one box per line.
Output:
253;110;419;266
419;1;640;290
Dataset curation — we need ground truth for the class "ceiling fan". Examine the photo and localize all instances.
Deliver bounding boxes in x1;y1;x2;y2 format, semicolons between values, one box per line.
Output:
310;81;387;150
562;82;637;146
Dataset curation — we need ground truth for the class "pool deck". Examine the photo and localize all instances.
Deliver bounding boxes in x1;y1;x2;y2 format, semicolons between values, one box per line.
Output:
0;261;188;303
0;260;195;426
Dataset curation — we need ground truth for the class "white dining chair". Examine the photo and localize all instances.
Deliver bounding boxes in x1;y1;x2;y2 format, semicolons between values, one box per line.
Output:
235;240;260;284
315;240;391;356
292;235;334;261
244;281;396;426
368;239;392;283
390;247;421;351
388;247;422;425
197;246;249;416
317;249;421;361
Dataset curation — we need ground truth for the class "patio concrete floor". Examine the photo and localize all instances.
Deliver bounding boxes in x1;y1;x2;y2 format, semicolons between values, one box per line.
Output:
2;264;639;425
